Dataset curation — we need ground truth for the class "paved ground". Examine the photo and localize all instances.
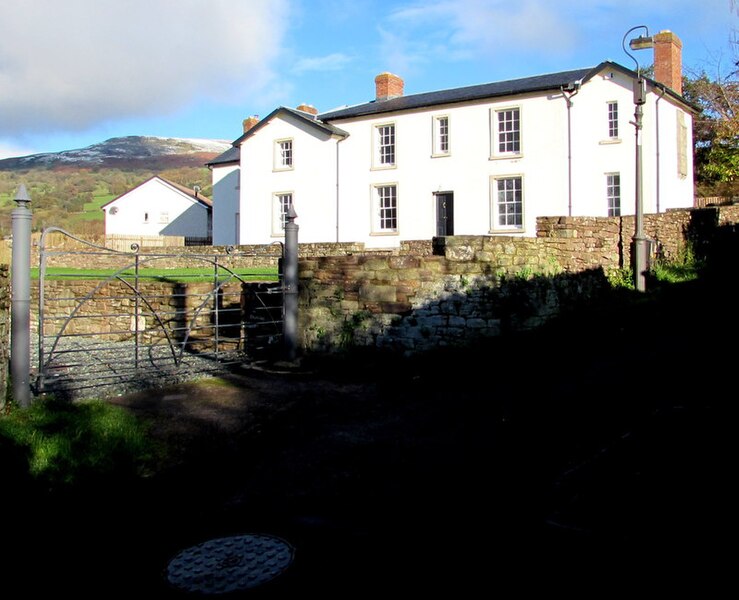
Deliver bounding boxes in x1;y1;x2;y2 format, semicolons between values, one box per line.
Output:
3;273;735;596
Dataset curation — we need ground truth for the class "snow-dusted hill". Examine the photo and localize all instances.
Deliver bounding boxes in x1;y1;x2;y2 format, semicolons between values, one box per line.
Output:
0;136;231;170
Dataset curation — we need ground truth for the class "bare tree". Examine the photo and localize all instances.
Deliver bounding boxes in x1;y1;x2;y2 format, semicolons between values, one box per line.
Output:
682;1;739;195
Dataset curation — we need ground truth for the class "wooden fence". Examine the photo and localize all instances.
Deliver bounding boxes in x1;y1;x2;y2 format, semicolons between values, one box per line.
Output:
694;196;735;209
105;234;187;251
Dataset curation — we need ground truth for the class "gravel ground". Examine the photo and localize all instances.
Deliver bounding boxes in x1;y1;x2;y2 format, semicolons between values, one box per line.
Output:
31;336;250;400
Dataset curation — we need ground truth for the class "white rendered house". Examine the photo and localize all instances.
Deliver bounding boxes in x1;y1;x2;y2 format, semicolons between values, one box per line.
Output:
206;146;240;245
211;30;695;249
102;175;212;241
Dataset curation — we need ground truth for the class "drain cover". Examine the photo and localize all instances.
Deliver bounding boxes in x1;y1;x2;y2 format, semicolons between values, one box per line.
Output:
167;534;294;594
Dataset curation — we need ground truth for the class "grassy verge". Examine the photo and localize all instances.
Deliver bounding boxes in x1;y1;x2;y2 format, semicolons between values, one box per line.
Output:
0;397;157;488
83;193;116;213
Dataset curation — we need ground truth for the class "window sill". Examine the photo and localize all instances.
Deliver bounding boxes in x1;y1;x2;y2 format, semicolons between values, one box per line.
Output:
599;139;622;145
272;167;294;172
370;231;399;236
431;152;451;159
370;164;397;171
488;228;525;235
489;153;523;161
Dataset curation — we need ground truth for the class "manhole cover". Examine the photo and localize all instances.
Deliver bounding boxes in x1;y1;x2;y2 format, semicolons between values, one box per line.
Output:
167;533;294;594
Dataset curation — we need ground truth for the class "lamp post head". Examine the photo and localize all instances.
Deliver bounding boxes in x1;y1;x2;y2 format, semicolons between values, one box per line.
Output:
629;35;654;51
14;183;31;208
623;25;653;74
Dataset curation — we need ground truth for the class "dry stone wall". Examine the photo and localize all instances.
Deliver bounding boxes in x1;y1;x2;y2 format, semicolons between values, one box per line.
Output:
299;205;739;354
30;233;432;270
537;205;739;268
298;247;609;354
30;280;248;345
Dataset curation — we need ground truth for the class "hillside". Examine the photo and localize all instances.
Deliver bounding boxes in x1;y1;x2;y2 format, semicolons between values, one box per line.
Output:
0;136;230;170
0;136;228;237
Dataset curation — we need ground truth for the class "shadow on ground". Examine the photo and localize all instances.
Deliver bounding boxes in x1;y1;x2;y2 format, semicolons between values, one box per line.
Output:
2;269;736;596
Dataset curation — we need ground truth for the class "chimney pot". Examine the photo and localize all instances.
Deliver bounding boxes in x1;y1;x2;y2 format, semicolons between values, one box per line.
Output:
297;104;318;115
375;72;404;101
653;30;682;95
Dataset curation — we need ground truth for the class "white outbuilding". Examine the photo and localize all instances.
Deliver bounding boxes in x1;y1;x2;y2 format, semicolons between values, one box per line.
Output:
102;175;212;243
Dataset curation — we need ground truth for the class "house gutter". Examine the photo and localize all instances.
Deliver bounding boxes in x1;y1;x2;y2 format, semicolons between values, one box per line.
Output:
655;86;667;213
560;81;581;216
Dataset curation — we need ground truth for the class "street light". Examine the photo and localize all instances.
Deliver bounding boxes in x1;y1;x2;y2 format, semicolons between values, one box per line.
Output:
623;25;654;292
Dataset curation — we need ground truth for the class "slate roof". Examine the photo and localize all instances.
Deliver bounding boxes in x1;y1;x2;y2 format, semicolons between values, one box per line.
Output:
166;178;212;208
205;145;240;167
217;61;696;156
101;176;212;209
232;106;350;146
318;61;695;121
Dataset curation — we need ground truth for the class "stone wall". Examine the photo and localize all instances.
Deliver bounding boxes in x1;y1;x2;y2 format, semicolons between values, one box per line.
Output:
299;205;739;354
298;250;610;354
30;232;433;270
30;280;248;344
537;205;739;269
31;232;283;269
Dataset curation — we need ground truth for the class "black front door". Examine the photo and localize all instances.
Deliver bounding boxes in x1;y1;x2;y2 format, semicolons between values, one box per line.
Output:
436;192;454;236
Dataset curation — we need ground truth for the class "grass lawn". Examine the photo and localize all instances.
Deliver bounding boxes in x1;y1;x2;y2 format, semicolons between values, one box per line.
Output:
0;397;156;486
83;193;115;213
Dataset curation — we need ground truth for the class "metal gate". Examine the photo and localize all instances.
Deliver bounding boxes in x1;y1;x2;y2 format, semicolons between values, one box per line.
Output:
35;228;284;400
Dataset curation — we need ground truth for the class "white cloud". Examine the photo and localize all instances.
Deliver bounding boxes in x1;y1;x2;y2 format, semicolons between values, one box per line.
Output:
0;0;289;136
292;53;352;74
384;0;575;69
0;142;38;160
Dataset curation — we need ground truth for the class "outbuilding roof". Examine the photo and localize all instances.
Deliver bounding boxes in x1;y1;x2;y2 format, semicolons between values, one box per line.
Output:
205;145;240;167
101;175;212;209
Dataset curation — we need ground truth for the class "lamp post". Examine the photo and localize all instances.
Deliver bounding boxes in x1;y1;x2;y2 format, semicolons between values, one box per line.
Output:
623;25;654;292
283;205;298;362
11;184;32;408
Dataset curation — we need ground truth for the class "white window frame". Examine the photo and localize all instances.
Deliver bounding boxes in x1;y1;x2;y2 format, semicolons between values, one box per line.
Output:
371;183;399;234
607;101;619;139
372;122;396;169
677;112;688;178
159;211;169;224
490;175;524;232
606;172;621;217
432;114;450;157
271;191;293;236
274;138;294;171
490;106;522;158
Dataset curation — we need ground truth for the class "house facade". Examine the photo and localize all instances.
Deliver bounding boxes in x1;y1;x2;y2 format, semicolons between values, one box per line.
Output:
207;146;240;245
102;175;212;242
210;30;695;249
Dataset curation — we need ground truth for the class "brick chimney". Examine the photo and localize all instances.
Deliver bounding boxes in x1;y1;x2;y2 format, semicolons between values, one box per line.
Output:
242;115;259;133
653;30;682;95
375;72;404;101
296;104;318;115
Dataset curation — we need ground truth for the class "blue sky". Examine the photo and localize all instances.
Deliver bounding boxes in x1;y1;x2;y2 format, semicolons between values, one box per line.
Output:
0;0;735;159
